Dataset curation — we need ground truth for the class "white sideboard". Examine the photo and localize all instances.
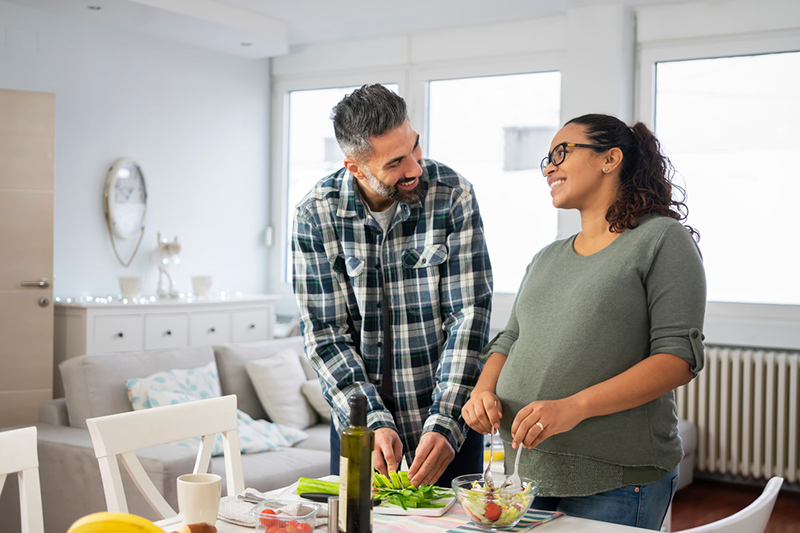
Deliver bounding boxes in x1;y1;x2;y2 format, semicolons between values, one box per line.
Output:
53;294;280;397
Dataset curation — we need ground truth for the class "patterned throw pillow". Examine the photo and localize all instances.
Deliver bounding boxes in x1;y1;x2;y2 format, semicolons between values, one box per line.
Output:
126;362;307;455
127;361;221;410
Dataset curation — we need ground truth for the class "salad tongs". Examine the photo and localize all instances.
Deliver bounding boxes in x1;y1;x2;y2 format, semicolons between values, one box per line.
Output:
499;446;523;491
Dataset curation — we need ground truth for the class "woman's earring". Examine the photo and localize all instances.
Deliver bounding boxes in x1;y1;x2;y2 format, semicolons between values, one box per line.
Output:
603;167;609;173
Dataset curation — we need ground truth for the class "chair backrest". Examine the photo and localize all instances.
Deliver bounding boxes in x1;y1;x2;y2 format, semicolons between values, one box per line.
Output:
0;427;44;533
86;395;244;519
680;477;784;533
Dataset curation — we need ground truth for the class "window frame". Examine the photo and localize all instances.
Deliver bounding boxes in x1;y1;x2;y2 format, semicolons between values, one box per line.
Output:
636;29;800;349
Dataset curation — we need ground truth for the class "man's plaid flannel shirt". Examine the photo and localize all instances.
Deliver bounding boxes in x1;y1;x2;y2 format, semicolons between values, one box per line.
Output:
292;159;493;460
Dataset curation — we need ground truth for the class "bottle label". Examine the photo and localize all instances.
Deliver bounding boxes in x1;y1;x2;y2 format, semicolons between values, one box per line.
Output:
370;450;375;499
338;456;348;531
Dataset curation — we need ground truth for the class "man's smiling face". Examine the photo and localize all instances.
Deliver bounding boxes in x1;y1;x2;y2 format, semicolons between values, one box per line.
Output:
348;119;425;211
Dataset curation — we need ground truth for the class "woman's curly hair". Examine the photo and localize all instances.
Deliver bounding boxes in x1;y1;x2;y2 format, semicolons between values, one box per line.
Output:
565;114;699;240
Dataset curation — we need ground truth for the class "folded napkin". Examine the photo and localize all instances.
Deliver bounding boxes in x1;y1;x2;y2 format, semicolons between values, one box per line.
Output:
218;485;329;529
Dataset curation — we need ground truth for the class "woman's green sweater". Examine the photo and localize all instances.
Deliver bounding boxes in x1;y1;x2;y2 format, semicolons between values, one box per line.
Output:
486;215;706;497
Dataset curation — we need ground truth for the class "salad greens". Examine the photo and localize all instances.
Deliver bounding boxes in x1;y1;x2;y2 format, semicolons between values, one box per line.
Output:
296;472;453;511
457;480;535;526
373;472;452;510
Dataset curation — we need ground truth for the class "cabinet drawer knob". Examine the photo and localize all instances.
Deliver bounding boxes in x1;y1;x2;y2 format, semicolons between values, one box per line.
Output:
166;330;172;336
209;327;216;333
249;324;256;329
117;332;124;338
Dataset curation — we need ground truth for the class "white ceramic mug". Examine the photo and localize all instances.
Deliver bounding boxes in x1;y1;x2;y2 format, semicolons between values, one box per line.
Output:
177;473;221;525
118;276;143;300
192;275;213;297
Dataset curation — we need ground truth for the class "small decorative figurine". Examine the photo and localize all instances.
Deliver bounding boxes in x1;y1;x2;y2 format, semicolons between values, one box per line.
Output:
153;232;181;298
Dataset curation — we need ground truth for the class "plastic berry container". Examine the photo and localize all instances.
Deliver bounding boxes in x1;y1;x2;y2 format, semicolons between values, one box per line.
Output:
252;499;319;533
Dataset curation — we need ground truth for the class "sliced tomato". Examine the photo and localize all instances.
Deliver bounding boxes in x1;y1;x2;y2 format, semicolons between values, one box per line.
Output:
484;502;502;521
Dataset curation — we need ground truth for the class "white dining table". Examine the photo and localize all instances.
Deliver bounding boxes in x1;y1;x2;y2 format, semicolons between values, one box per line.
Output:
158;477;651;533
159;515;250;532
161;514;649;533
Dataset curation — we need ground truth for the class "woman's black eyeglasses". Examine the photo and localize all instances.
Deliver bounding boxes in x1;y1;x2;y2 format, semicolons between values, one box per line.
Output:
540;142;608;176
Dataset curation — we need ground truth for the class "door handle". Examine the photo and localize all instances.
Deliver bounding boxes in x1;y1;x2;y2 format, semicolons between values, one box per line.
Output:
21;278;50;289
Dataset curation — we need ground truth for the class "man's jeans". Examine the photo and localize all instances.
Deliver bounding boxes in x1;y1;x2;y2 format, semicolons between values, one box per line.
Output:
531;465;680;531
329;421;483;487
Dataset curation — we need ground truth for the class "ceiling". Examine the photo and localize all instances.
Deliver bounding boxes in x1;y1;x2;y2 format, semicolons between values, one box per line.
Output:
5;0;685;58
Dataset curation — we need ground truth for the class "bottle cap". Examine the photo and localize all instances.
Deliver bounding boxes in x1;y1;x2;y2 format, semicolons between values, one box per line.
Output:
349;394;367;409
349;393;367;426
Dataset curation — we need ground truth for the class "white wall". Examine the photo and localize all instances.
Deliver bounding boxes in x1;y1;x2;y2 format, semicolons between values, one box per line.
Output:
0;1;271;298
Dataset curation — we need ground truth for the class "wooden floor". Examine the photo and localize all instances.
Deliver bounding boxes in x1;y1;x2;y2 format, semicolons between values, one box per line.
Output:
671;479;800;532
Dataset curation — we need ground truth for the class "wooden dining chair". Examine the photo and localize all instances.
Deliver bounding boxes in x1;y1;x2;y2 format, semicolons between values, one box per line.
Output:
86;395;245;521
678;476;784;533
0;427;45;533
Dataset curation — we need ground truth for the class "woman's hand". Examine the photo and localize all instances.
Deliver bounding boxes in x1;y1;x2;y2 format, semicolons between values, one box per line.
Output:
510;353;693;449
510;397;585;449
462;390;503;435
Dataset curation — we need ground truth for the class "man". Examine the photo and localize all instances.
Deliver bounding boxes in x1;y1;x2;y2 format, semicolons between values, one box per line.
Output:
292;84;492;487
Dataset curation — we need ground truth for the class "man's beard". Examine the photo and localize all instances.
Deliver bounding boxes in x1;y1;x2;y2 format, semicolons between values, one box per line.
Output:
364;165;425;205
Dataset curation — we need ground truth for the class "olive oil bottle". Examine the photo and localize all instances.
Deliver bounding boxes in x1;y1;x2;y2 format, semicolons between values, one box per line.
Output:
339;394;375;533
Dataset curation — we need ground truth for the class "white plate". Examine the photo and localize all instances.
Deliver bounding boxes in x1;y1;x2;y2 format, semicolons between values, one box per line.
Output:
373;495;456;516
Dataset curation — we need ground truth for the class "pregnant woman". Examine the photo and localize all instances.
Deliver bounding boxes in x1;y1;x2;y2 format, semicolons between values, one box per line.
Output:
462;113;707;530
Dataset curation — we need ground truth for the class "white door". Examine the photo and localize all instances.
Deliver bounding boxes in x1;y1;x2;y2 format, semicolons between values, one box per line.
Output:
0;89;55;428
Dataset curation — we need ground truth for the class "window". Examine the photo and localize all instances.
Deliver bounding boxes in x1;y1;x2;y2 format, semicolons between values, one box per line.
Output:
427;72;561;293
653;51;800;305
284;84;398;282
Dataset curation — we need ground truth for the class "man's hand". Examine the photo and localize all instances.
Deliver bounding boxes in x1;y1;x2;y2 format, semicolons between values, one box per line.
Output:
407;432;455;487
374;428;403;477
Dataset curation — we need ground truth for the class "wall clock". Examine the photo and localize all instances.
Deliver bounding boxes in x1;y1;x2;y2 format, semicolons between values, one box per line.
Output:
103;158;147;267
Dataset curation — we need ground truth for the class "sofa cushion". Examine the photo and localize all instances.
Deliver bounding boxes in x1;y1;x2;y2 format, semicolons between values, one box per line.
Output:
300;379;332;423
222;446;330;493
246;350;318;429
60;346;215;429
127;361;221;409
292;423;330;452
212;336;307;421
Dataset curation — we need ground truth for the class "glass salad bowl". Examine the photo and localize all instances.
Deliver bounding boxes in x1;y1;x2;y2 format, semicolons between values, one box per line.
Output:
451;474;539;530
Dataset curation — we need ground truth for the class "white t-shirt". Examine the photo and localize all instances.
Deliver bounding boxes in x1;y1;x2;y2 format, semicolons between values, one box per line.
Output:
367;200;398;234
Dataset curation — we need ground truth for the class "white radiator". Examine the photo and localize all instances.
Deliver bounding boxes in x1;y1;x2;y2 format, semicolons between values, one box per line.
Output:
675;345;800;483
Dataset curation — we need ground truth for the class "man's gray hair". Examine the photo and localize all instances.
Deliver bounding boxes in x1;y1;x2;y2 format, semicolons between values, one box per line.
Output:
331;84;408;161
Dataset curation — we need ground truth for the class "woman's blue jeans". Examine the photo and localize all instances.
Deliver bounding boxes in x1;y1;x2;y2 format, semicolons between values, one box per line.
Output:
531;465;680;531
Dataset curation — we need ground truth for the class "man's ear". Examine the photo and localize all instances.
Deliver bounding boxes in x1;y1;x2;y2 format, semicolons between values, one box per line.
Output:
344;157;364;180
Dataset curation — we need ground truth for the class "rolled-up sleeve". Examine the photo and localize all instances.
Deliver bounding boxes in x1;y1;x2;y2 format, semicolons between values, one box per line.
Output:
645;222;707;374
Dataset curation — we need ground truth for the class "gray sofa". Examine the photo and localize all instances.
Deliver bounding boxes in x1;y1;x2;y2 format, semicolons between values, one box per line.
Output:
0;336;330;533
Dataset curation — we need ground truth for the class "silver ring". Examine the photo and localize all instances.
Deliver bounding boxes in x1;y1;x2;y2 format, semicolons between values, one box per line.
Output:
535;421;545;431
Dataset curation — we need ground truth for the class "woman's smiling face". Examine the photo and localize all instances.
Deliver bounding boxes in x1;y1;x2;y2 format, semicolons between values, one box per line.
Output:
544;123;614;212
